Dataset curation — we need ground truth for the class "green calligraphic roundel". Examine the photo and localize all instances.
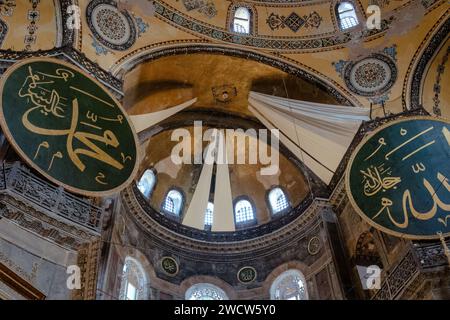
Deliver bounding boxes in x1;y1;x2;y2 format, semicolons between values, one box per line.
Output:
346;116;450;239
237;266;257;284
0;58;139;196
160;257;179;276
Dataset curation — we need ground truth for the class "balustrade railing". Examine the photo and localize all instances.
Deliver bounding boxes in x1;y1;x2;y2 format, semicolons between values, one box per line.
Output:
372;240;450;300
0;162;103;233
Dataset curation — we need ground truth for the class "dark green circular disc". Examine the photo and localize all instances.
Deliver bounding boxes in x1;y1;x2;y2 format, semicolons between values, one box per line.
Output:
346;116;450;239
0;58;139;196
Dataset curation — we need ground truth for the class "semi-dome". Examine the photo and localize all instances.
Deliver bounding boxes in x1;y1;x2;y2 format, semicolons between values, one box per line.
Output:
0;0;447;304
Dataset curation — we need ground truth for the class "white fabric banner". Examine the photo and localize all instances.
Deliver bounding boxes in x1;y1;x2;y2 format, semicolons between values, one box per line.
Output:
130;98;197;133
182;159;214;230
248;92;370;184
212;131;235;232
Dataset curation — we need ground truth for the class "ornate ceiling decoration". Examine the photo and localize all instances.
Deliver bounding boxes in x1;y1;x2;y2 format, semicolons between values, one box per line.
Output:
87;0;137;51
333;45;398;103
150;0;442;52
344;53;397;97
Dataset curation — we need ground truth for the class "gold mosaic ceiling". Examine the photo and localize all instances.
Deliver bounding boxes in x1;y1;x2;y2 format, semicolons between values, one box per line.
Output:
123;53;340;116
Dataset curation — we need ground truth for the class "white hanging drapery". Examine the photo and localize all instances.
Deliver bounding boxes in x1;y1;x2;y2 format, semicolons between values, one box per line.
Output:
248;91;370;184
130;98;197;133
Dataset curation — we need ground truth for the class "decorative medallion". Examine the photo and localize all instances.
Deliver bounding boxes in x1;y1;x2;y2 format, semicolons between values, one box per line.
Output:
307;236;321;255
212;85;237;103
346;117;450;239
0;58;139;196
344;54;397;97
86;0;137;51
333;46;398;102
160;257;179;276
237;266;257;284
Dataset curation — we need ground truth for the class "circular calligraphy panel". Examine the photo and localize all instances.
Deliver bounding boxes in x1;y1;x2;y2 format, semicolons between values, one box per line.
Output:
237;266;257;284
307;236;321;255
160;257;179;276
346;117;450;239
0;58;138;196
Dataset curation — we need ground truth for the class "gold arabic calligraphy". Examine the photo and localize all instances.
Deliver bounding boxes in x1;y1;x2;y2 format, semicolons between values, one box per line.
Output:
19;66;128;184
360;124;450;230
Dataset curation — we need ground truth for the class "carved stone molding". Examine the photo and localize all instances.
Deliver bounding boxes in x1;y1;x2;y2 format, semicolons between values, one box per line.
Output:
0;196;96;247
121;184;329;253
0;165;102;300
72;240;102;300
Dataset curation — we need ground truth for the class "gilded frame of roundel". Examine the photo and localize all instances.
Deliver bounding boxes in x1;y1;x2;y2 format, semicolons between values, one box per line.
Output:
345;115;450;240
0;57;139;197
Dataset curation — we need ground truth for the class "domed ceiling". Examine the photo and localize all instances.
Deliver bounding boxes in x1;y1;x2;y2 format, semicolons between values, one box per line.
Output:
0;0;447;238
0;0;446;114
126;52;336;233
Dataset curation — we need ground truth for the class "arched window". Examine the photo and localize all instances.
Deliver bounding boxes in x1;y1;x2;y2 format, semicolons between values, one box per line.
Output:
137;169;156;199
205;202;214;227
119;257;148;300
270;269;308;300
232;7;251;34
185;283;229;300
162;189;183;216
234;199;255;224
337;2;359;30
268;187;289;214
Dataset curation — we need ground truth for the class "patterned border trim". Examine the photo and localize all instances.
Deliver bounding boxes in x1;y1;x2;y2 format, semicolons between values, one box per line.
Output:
0;262;46;300
123;183;326;247
153;0;392;52
408;16;449;109
0;195;96;247
0;18;7;48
